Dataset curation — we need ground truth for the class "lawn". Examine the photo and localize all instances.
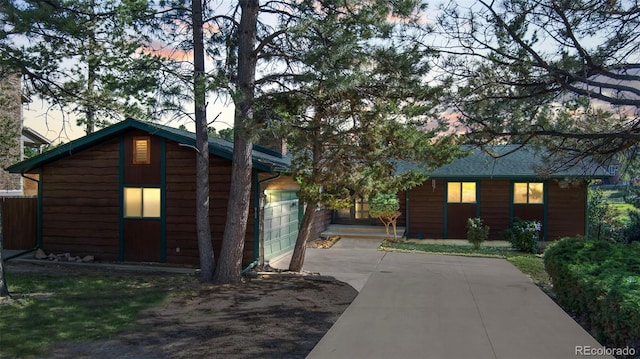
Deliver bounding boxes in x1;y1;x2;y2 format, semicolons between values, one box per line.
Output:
0;267;174;358
380;241;550;288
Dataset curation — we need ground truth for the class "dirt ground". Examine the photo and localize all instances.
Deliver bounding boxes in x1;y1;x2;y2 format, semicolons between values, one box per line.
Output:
7;261;358;359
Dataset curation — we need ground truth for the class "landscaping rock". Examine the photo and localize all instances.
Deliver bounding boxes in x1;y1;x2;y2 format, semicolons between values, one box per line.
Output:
34;249;47;260
81;255;94;263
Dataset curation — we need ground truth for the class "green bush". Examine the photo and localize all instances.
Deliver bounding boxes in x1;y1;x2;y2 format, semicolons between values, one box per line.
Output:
504;218;540;253
544;238;640;348
369;193;400;218
466;218;489;249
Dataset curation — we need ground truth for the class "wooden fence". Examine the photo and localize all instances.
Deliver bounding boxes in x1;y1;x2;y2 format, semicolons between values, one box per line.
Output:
1;197;37;250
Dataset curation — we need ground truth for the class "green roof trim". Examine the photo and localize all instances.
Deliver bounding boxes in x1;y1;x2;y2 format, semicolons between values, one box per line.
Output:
7;118;291;174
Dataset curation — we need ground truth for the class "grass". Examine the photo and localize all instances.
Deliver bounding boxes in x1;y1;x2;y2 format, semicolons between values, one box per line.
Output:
0;269;175;358
380;241;550;288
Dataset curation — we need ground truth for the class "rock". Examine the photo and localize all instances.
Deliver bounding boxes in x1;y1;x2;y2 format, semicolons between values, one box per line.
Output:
81;255;94;263
34;249;47;260
48;253;56;260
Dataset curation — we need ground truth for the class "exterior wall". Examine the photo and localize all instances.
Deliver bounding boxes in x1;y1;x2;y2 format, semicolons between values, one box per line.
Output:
0;72;23;195
547;180;587;240
23;175;39;196
164;139;255;266
407;179;445;238
310;209;332;240
39;130;258;266
479;180;511;240
41;137;121;259
407;179;587;241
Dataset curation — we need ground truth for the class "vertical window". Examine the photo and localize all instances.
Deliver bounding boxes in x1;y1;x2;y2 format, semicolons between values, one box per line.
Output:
133;137;150;164
124;187;161;218
513;182;544;204
447;182;476;203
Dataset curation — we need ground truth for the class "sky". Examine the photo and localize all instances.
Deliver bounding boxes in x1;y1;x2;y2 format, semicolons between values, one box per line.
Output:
17;0;452;144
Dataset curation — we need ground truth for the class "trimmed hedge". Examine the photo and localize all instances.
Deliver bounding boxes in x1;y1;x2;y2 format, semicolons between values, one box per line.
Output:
544;238;640;347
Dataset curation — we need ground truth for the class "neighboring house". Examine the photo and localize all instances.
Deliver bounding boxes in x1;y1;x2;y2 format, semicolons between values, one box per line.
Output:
0;71;50;196
8;118;302;266
334;146;606;241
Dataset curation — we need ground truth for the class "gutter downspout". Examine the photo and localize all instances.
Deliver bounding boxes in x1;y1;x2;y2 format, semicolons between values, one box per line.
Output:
4;247;38;262
243;172;282;275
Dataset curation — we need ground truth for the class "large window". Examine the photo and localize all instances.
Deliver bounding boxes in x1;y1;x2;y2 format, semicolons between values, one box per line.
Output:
132;137;151;164
447;182;476;203
124;187;161;218
513;182;544;204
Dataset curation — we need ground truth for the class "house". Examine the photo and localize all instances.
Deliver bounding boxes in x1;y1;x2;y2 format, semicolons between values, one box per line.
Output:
7;118;303;266
332;145;605;241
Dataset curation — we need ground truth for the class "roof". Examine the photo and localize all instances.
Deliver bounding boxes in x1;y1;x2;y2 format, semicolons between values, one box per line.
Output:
21;126;51;147
7;118;291;174
398;145;608;179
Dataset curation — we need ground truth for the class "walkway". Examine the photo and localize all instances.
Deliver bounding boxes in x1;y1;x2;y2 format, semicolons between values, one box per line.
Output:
270;238;610;359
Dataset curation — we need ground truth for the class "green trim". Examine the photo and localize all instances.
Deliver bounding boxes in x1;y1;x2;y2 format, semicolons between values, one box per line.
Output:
475;181;481;218
443;181;448;238
252;170;260;262
7;118;287;174
118;135;125;261
160;138;167;262
585;181;590;237
509;180;515;227
37;167;43;248
543;181;549;241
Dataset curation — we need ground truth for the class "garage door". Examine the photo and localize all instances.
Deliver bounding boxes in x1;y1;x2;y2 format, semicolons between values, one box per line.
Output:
263;190;299;261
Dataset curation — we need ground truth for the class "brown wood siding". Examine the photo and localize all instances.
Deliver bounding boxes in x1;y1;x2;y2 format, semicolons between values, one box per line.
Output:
164;140;255;266
479;180;511;240
1;197;37;249
407;179;444;238
547;180;587;239
397;191;406;227
123;130;161;185
41;137;120;260
447;203;476;239
124;220;161;261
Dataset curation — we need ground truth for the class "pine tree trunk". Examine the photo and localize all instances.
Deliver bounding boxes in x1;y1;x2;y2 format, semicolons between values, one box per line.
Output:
289;204;316;272
0;204;11;298
193;0;215;282
213;0;258;284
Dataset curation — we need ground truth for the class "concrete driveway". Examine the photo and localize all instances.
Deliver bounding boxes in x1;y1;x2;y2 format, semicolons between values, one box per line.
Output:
270;238;611;359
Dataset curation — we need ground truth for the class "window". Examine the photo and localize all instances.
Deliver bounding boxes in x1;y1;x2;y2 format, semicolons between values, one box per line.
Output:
354;198;369;219
447;182;476;203
124;187;161;218
513;182;544;204
133;137;150;164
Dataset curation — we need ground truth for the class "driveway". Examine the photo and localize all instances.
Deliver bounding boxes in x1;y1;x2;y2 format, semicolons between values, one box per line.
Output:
270;238;611;359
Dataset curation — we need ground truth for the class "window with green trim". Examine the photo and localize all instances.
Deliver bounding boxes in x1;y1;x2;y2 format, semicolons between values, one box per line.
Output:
513;182;544;204
447;182;476;203
124;187;161;218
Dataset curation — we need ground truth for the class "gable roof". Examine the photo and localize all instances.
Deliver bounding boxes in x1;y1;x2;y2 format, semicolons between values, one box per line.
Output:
7;118;291;174
398;145;608;179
